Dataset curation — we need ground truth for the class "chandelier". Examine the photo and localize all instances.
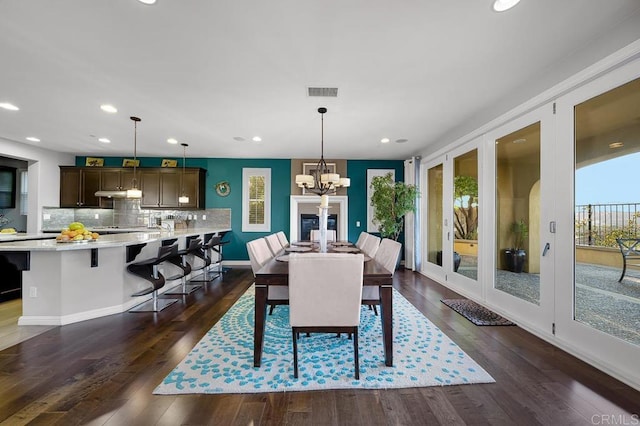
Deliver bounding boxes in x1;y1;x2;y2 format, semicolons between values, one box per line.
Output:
295;107;350;196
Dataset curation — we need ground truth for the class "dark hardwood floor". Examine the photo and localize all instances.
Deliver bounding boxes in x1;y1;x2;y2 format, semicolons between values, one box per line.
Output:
0;267;638;425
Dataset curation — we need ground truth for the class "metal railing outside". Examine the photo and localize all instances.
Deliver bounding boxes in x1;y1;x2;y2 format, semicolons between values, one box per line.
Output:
575;203;640;247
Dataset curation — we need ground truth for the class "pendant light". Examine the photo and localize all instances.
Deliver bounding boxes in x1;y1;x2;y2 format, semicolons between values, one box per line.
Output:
178;143;189;204
126;116;143;199
295;107;350;196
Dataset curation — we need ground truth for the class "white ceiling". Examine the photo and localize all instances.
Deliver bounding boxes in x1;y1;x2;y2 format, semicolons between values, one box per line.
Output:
1;0;639;160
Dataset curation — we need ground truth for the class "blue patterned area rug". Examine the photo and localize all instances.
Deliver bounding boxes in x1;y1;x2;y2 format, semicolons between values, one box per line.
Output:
154;286;494;394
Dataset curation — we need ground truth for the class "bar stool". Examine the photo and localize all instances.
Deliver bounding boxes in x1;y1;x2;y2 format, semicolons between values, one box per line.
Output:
164;238;203;295
127;244;180;312
215;231;231;274
190;234;220;282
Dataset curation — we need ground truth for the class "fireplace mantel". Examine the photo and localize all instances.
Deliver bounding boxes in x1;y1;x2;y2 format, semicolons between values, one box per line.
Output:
289;195;348;242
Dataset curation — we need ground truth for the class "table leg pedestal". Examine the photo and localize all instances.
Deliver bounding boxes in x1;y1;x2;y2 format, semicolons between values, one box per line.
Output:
254;284;268;367
379;285;393;367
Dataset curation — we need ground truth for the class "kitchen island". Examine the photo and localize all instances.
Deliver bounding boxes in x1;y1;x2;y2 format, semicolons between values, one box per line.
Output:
0;227;230;326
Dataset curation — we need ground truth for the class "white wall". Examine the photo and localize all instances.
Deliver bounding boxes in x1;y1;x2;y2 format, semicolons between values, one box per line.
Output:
0;138;74;233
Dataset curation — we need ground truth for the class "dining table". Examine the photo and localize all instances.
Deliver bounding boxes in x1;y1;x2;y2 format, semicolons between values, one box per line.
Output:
253;242;394;367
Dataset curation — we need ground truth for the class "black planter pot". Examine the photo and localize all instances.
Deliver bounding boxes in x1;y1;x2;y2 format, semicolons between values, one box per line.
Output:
436;250;461;272
503;249;526;273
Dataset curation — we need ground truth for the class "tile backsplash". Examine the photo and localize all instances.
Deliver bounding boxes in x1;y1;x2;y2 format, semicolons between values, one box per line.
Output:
42;200;231;231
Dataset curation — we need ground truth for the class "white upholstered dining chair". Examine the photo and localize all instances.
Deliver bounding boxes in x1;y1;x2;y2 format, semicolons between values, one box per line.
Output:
276;231;289;248
310;229;336;242
355;232;368;250
265;233;284;256
361;233;381;257
247;238;288;314
362;238;402;315
288;253;364;379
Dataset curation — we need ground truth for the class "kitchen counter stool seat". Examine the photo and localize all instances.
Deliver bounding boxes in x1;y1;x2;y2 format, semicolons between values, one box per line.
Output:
165;238;203;295
127;245;180;312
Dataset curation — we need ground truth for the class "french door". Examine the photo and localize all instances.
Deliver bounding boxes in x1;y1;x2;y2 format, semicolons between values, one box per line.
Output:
484;104;555;333
554;58;640;386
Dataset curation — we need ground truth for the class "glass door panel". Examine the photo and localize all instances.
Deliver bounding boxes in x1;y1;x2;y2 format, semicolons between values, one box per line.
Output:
427;163;443;266
495;122;541;304
453;149;478;280
574;77;640;346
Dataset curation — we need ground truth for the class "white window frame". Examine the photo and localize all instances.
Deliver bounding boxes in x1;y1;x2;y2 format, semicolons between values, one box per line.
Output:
19;170;28;216
242;168;271;232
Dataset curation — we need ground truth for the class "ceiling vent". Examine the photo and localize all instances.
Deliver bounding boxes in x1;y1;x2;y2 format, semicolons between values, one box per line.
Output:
308;87;338;97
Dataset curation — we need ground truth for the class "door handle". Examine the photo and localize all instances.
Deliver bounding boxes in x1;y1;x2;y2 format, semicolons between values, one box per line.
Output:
542;242;550;256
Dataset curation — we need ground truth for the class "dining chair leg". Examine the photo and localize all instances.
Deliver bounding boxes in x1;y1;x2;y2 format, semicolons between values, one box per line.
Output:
372;305;378;316
269;304;275;315
353;327;360;380
292;328;299;379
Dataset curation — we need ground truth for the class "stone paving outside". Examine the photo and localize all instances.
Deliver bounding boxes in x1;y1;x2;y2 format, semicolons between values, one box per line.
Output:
454;257;640;346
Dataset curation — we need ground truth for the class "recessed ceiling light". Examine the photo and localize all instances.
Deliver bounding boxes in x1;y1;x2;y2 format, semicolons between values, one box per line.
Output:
252;136;262;142
26;137;40;142
138;0;157;4
98;138;111;143
395;139;408;144
167;138;178;144
609;142;624;149
0;102;19;111
100;104;118;113
513;138;527;144
380;138;390;144
493;0;521;12
233;136;246;142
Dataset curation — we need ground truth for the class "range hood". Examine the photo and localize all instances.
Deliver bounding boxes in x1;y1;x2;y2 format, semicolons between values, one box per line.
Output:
94;190;128;198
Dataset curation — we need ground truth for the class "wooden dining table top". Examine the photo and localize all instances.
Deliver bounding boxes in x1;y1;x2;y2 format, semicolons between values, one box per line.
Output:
255;247;393;282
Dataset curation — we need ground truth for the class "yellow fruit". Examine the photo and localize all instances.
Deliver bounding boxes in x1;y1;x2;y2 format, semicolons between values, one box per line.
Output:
1;228;16;233
59;235;70;241
73;234;84;241
69;222;84;231
91;233;99;239
84;235;92;240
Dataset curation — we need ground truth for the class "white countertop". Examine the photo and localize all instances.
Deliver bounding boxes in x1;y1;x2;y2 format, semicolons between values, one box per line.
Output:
0;233;55;242
0;227;231;251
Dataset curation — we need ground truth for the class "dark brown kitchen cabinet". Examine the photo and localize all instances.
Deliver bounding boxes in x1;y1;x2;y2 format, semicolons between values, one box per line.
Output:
101;168;135;191
178;169;205;209
99;168;135;208
59;167;101;207
60;167;206;209
140;169;180;208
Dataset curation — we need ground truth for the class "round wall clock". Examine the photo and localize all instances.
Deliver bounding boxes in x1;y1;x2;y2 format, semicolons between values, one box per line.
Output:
215;181;231;197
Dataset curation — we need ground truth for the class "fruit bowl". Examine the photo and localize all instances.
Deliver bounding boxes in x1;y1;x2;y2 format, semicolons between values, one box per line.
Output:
55;222;100;243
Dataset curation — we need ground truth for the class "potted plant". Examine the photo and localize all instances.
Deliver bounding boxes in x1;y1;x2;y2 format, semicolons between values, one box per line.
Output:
504;219;528;273
370;172;418;242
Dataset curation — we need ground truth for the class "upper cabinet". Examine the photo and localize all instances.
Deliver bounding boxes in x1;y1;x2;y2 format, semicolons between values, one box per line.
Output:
59;167;101;207
60;167;206;209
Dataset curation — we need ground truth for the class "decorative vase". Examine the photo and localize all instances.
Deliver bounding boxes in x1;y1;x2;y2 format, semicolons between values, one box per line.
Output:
318;206;328;253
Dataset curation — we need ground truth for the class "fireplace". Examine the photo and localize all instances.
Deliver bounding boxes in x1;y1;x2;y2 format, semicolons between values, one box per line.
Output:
300;214;337;241
289;196;348;242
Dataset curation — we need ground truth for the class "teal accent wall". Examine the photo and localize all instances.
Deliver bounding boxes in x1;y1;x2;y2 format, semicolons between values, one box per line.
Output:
202;158;291;261
346;160;405;244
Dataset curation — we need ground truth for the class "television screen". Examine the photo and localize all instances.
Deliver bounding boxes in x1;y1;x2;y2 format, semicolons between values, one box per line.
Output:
0;166;16;209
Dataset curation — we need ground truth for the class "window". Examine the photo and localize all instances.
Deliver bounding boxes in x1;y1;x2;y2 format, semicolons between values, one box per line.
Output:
242;168;271;232
0;166;16;209
19;170;28;215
